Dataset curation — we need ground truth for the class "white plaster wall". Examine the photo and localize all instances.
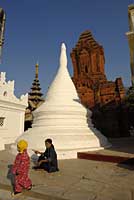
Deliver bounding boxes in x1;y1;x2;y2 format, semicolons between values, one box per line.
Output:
0;105;26;144
0;72;28;150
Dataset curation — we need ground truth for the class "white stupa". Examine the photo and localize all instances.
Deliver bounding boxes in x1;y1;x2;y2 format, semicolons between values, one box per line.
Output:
11;43;110;159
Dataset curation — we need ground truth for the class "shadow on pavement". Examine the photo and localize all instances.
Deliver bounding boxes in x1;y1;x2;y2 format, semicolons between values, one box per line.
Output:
6;164;14;192
118;157;134;170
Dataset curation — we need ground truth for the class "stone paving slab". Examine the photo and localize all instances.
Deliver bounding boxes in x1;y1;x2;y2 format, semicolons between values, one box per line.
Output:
0;189;39;200
0;184;67;200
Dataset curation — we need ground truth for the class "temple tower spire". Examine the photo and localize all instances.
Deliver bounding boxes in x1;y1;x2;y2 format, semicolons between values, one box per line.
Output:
35;62;39;80
25;63;44;130
29;63;44;105
0;8;6;63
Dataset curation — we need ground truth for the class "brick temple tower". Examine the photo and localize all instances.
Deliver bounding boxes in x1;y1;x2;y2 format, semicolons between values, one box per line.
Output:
71;30;125;108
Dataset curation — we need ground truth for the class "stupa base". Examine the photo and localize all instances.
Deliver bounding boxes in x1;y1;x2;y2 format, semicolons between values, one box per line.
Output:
57;145;111;159
10;141;111;160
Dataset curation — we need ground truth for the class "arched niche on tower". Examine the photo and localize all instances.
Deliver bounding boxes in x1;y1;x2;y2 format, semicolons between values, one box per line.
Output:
99;48;105;73
96;52;100;72
70;51;79;78
91;52;97;73
79;49;90;74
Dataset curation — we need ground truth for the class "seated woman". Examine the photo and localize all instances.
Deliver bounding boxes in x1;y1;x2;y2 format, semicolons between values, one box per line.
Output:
33;138;59;173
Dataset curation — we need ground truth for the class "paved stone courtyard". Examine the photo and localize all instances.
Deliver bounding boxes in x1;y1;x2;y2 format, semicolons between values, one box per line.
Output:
0;138;134;200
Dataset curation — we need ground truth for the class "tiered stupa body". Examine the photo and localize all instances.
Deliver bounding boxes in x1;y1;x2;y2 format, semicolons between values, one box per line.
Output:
11;43;110;159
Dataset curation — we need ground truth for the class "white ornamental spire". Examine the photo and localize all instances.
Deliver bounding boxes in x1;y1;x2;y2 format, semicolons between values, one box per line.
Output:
37;43;78;107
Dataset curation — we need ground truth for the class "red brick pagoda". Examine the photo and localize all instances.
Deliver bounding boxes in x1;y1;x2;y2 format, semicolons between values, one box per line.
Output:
71;30;125;108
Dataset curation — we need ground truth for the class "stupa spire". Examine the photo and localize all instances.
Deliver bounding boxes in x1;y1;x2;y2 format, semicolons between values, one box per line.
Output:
44;43;78;103
59;43;67;70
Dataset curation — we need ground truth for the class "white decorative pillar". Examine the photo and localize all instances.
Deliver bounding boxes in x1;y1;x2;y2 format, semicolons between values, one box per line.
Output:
126;4;134;86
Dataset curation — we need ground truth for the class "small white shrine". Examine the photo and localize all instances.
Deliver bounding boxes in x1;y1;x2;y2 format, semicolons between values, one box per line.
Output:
0;72;28;150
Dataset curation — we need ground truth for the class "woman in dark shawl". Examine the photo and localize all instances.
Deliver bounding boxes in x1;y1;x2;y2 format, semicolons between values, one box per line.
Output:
33;139;59;173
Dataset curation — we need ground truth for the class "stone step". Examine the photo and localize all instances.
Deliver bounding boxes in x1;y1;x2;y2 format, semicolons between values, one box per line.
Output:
77;152;132;163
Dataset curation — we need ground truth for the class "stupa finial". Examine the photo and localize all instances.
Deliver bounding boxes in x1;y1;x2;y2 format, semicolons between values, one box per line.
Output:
59;43;67;69
61;43;66;50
